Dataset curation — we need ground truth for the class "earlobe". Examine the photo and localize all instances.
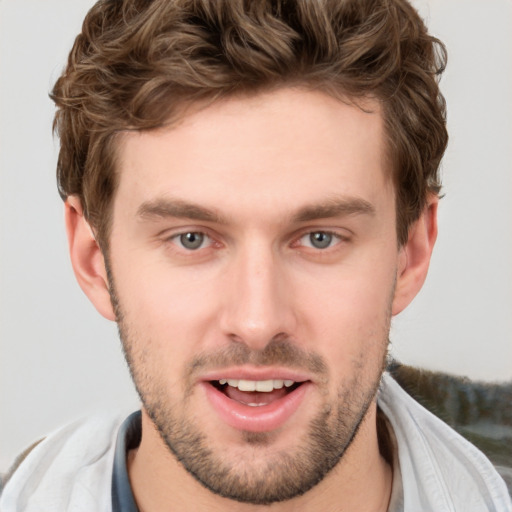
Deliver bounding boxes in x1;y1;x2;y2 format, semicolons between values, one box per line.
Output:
392;196;438;316
65;196;116;321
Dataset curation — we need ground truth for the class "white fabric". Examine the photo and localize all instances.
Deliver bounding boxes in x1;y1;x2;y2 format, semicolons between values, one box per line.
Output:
0;413;126;512
1;375;510;511
379;373;512;511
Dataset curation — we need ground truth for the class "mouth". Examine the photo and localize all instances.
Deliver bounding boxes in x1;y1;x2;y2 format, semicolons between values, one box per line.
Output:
211;378;302;406
202;374;311;432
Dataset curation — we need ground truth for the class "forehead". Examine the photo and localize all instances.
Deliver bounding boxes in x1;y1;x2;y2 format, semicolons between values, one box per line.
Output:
113;88;392;222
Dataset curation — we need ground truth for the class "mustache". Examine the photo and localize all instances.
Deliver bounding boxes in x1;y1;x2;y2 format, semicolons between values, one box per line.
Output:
186;337;328;378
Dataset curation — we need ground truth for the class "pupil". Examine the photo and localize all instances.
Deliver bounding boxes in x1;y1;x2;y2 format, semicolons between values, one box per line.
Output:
180;232;204;249
310;232;332;249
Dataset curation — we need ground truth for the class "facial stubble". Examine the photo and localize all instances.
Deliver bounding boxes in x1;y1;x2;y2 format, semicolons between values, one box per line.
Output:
106;261;391;505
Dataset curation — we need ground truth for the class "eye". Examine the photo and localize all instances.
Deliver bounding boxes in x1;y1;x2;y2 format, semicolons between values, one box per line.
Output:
300;231;340;250
172;231;211;250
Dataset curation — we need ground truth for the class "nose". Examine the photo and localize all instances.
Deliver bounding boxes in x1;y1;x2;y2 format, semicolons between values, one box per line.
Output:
219;241;297;351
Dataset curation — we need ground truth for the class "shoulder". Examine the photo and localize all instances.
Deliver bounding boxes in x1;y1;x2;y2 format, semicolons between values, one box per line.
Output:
379;372;512;511
1;438;46;492
0;411;132;512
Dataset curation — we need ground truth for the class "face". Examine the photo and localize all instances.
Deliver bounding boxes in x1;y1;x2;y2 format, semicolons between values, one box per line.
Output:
107;88;400;504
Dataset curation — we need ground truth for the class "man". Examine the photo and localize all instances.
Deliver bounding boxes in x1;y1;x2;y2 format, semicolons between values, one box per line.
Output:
1;0;510;510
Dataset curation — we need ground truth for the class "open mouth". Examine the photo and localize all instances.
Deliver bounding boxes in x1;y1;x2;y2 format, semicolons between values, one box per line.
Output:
210;379;303;407
202;373;312;432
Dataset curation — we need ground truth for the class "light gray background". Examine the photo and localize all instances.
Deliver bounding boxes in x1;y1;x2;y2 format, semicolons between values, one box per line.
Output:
1;0;511;470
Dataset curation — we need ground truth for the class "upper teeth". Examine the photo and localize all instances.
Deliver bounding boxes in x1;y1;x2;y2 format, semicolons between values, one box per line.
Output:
218;379;295;392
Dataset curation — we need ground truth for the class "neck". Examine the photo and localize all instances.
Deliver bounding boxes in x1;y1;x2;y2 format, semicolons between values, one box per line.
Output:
128;404;392;512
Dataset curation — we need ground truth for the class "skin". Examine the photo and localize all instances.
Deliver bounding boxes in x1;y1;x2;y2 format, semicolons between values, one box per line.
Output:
66;88;437;511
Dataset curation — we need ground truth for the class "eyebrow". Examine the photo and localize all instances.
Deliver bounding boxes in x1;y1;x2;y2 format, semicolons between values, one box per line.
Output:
137;198;226;224
136;195;375;225
292;197;376;222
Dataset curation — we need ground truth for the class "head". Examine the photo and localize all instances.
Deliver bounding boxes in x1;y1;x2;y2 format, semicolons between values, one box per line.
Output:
53;0;447;251
56;0;447;506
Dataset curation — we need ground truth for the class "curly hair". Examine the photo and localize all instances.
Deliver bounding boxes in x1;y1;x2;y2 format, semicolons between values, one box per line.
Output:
51;0;448;248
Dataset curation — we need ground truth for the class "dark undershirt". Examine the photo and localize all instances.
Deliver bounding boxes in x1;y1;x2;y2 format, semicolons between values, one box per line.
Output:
111;411;141;512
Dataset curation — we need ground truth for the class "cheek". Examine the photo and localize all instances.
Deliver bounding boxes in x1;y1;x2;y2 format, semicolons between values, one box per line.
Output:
113;259;224;362
295;263;395;360
114;246;210;316
300;261;395;324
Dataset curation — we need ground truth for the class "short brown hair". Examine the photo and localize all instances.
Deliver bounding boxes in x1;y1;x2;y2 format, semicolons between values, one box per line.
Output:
52;0;447;247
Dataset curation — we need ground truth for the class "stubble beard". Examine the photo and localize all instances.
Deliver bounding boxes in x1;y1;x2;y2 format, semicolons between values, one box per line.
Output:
139;368;383;505
106;263;391;505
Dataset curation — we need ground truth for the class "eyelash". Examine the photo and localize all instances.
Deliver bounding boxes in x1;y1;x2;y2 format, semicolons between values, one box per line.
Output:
165;228;349;253
295;230;346;250
167;231;216;251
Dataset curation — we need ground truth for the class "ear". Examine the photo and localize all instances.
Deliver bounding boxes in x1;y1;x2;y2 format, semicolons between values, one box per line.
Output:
65;196;116;321
392;196;438;316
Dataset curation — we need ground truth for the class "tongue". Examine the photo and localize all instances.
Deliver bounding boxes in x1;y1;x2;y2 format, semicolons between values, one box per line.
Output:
224;386;288;406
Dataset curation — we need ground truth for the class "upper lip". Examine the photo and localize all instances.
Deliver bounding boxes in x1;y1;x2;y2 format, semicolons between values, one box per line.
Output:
199;366;312;384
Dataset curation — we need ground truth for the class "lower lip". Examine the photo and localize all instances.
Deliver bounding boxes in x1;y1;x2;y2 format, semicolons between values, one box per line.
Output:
202;381;310;433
